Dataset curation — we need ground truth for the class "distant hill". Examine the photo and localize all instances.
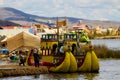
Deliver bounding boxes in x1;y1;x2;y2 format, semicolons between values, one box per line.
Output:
0;7;120;28
0;7;38;22
0;20;21;26
0;7;82;26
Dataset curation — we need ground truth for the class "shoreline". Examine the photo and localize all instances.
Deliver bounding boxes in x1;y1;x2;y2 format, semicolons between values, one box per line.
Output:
94;36;120;39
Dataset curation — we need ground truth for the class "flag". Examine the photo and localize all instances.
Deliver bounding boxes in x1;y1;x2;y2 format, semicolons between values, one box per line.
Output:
57;20;67;27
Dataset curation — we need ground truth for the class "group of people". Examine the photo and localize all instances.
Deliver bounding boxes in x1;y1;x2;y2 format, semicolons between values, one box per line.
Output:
18;48;41;67
59;40;75;55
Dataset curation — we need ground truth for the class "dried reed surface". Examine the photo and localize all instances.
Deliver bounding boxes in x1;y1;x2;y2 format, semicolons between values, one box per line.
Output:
0;65;49;78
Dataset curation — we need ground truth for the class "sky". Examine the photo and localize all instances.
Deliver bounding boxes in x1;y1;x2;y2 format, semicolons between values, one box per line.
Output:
0;0;120;22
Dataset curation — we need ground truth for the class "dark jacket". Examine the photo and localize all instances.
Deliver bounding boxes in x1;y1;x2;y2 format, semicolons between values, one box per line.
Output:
33;53;40;62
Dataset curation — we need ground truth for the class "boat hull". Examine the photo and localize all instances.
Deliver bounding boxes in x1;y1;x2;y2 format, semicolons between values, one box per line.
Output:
26;50;99;73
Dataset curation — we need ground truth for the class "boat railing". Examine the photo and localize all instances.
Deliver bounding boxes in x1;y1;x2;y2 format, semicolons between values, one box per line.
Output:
40;47;86;63
41;47;86;56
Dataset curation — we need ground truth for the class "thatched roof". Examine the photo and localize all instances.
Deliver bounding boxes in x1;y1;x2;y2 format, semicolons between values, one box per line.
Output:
3;31;40;52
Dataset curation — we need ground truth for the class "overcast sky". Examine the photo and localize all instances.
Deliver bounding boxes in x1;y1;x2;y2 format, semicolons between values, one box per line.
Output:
0;0;120;22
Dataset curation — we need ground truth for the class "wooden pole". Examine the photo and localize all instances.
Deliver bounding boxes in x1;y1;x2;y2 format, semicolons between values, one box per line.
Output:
65;17;67;33
56;17;60;54
56;17;59;40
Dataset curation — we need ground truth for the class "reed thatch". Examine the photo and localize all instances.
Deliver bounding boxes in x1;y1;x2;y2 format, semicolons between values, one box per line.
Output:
3;31;40;52
0;65;49;77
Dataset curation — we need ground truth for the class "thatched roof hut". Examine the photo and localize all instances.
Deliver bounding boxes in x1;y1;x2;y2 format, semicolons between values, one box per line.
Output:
1;31;40;52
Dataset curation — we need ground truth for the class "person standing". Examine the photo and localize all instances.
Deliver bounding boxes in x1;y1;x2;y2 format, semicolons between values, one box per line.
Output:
19;51;25;66
59;40;67;55
33;48;40;67
60;45;64;55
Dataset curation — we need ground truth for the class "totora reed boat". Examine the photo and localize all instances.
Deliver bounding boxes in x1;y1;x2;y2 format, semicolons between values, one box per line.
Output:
26;33;99;73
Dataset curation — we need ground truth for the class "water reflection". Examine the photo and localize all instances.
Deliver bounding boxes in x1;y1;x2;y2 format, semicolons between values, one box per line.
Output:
37;73;80;80
33;75;39;79
81;73;99;80
31;73;99;80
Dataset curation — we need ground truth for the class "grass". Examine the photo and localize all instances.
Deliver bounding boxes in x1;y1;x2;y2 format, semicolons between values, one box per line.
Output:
93;45;120;58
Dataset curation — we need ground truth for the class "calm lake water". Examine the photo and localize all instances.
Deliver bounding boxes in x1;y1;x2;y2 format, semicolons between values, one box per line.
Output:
91;39;120;50
0;39;120;80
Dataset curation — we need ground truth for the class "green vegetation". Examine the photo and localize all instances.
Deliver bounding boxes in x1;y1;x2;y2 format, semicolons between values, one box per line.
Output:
93;45;120;58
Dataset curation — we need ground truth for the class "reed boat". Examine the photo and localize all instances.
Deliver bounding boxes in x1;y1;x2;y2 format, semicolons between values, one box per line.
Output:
26;33;99;73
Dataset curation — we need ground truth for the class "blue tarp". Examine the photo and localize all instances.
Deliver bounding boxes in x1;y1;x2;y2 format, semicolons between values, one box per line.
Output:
0;49;9;54
29;28;34;34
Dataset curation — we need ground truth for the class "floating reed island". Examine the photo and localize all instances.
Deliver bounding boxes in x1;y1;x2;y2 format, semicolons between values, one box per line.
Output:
0;65;49;78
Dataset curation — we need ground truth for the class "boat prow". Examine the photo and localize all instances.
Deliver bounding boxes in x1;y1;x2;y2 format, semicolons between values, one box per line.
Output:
49;52;70;72
77;50;99;72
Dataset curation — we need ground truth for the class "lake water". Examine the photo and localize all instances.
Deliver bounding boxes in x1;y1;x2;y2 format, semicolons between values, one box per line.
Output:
1;59;120;80
91;39;120;50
